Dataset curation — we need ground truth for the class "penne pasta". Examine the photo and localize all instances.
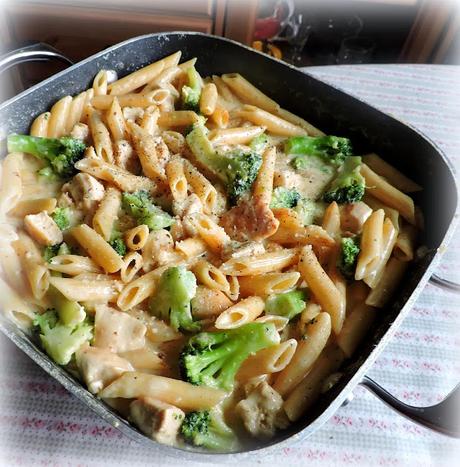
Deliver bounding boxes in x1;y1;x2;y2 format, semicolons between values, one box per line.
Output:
209;126;265;146
215;296;265;329
92;187;121;241
238;271;300;297
125;224;149;251
49;276;120;302
120;251;143;283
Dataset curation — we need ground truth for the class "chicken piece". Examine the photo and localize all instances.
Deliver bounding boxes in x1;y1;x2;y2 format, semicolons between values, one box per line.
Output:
222;240;266;261
63;173;105;211
129;397;184;445
142;229;176;272
236;381;289;440
76;345;133;394
24;211;63;246
340;201;372;234
173;193;203;218
70;122;90;143
94;304;146;353
191;286;232;319
220;195;279;242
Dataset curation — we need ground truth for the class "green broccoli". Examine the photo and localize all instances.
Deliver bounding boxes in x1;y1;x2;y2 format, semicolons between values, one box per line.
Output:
7;134;86;179
43;242;71;262
149;266;200;332
33;308;92;365
249;133;269;153
108;229;127;257
270;187;301;209
179;322;279;390
181;66;202;112
294;197;326;226
265;290;307;321
338;236;360;279
186;124;262;204
51;207;71;230
323;156;365;204
284;135;352;167
181;409;237;452
122;190;174;231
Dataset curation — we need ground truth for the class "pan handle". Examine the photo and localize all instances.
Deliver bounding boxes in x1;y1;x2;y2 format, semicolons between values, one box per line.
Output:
0;42;73;75
360;376;460;437
429;274;460;293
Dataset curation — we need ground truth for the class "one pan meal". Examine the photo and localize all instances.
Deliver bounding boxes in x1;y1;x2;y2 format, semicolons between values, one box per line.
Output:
0;50;423;452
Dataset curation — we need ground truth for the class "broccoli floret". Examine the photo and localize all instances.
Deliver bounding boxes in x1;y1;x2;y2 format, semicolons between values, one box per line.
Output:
7;134;86;179
338;236;360;279
149;266;200;332
249;133;269;153
270;187;301;209
122;190;174;231
294;197;326;226
43;242;71;262
181;66;202;112
323;156;365;204
186;125;262;204
108;229;127;257
51;207;71;230
33;307;92;365
265;290;307;320
284;135;352;167
180;322;279;390
181;409;237;452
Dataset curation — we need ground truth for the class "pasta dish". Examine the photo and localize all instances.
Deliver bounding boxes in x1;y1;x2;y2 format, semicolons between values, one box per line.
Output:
0;50;422;452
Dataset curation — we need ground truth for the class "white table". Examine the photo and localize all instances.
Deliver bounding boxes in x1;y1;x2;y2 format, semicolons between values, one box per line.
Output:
1;64;459;466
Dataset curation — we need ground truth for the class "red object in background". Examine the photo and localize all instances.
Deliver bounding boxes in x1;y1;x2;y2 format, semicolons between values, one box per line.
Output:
254;17;281;40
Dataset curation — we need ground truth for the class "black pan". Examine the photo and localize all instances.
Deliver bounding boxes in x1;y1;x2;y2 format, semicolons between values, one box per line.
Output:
0;33;458;460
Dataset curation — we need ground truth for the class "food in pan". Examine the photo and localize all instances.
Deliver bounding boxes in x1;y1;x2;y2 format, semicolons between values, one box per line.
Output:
0;50;423;452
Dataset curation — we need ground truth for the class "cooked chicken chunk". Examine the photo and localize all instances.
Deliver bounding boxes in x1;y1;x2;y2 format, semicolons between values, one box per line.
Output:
222;240;265;261
76;345;133;394
63;173;105;211
129;397;184;445
173;193;203;218
221;195;279;242
191;286;232;319
24;211;63;246
94;305;146;353
70;122;90;143
236;381;289;440
340;201;372;234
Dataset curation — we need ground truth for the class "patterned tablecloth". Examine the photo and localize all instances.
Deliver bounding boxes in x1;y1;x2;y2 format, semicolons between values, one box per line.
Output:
1;64;459;467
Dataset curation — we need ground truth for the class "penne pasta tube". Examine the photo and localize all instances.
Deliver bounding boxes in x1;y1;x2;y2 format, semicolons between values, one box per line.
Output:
363;217;398;288
162;130;185;154
92;187;121;241
158;110;201;127
361;164;416;224
337;303;377;358
355;209;385;280
322;201;341;237
238;271;300;297
235;105;306;137
193;260;230;294
47;255;101;276
363;194;400;229
99;372;226;410
30;112;50;137
105;97;128;141
275;107;324;137
91;92;159;110
273;312;331;396
71;224;124;273
394;222;417;262
120;251;143;283
125;224;149;251
220;248;298;276
253;146;277;205
49;276;120;302
166;157;188;203
254;314;289;332
108;51;181;95
362;153;422;192
200;83;218;116
10;198;57;217
208;126;265;146
215;296;265;329
92;70;108;96
47;95;72;138
237;339;297;381
365;257;408;308
0;153;23;217
298;245;345;335
221;73;280;113
187;213;230;253
141;105;160;135
209;104;230;128
66;92;88;134
75;157;157;193
283;345;345;421
212;75;241;108
175;237;207;259
89;109;114;163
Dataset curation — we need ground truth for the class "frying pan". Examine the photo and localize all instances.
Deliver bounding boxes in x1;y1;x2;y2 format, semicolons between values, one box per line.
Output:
0;33;458;459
